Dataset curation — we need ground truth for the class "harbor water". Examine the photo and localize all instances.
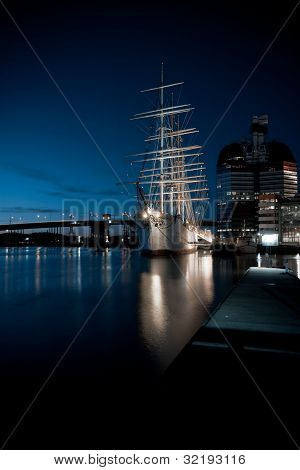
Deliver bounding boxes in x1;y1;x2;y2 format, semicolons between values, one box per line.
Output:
0;247;299;447
1;247;299;376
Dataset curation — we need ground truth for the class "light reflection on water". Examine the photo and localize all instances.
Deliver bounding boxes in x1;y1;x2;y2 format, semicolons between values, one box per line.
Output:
0;247;299;375
138;253;214;368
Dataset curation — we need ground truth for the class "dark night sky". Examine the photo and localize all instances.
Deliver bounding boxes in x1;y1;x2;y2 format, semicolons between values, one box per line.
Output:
0;0;299;222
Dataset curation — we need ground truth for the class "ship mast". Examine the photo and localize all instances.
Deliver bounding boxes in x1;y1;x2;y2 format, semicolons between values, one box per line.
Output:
160;62;164;213
128;67;209;223
170;92;174;216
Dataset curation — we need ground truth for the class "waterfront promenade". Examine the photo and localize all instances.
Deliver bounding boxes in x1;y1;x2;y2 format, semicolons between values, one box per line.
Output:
204;267;300;335
163;267;300;448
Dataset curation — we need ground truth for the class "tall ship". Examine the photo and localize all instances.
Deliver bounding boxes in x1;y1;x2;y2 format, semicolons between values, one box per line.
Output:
129;66;212;255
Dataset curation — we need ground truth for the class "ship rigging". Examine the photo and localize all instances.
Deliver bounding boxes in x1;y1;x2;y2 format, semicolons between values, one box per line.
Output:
127;65;211;254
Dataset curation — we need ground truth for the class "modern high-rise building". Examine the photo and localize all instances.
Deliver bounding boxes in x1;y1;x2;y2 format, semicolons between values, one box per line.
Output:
258;194;280;242
216;143;256;236
216;115;298;238
259;142;298;198
279;195;300;245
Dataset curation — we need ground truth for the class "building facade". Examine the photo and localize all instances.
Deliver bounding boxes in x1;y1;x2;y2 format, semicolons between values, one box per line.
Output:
258;194;280;245
216;143;256;237
259;142;298;198
216;115;298;239
279;196;300;245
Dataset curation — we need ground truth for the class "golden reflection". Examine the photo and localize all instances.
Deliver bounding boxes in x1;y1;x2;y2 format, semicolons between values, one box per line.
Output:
199;254;214;304
138;252;214;371
147;272;166;331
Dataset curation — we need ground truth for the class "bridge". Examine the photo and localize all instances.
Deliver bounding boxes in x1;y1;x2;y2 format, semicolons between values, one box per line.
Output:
0;218;136;232
0;217;138;248
0;217;213;247
0;217;213;232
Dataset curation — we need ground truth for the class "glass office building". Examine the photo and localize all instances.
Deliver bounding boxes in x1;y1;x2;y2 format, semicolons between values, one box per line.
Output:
279;196;300;245
216;115;298;238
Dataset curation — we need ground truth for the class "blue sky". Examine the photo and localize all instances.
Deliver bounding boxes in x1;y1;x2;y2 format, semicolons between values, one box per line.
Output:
0;0;299;222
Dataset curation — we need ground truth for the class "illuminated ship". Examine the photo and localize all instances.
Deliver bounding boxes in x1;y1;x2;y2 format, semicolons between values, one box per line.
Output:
128;65;212;255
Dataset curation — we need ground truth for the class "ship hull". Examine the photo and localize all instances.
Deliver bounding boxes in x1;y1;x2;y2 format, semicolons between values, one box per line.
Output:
139;215;198;255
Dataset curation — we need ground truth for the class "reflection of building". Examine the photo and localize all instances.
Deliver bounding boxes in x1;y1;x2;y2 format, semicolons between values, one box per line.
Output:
216;115;298;238
279;195;300;245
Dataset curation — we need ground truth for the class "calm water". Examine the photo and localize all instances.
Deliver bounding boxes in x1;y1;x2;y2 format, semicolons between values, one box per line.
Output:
1;247;299;380
1;247;300;448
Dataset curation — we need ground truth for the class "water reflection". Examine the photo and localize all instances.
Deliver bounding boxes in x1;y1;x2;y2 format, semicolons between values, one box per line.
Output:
35;250;41;294
101;250;112;286
295;253;300;278
139;252;214;370
76;249;82;292
1;248;299;377
257;253;261;268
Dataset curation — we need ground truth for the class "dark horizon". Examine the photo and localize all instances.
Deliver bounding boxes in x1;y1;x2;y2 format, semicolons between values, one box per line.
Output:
0;0;299;222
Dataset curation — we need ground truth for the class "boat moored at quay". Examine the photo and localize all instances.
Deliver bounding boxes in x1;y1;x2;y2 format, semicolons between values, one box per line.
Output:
128;66;212;255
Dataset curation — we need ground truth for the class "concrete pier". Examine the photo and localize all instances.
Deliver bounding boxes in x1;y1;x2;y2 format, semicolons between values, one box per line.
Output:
205;267;300;335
